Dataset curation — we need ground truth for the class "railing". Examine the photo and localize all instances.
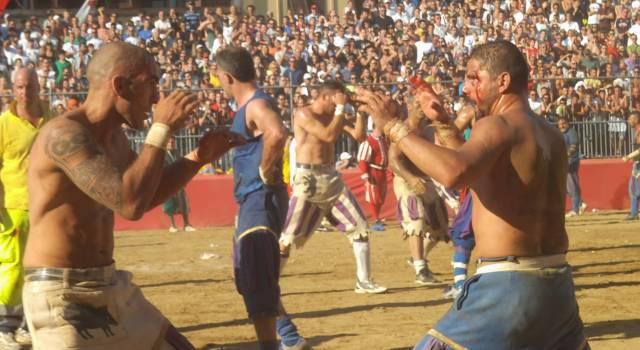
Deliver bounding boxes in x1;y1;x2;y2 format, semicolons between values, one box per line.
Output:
1;77;636;170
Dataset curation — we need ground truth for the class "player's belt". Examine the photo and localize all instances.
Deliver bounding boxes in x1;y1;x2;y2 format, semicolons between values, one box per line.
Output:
369;164;385;170
475;254;567;274
24;265;115;283
296;163;333;170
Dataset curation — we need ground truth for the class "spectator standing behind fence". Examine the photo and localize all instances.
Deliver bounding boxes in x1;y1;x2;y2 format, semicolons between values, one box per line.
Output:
623;113;640;220
0;68;51;349
559;117;588;217
163;136;196;233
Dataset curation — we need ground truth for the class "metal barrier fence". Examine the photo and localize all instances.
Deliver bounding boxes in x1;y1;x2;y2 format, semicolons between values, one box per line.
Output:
1;77;635;169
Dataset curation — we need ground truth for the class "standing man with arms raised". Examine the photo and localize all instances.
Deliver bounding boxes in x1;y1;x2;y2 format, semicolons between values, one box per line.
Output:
24;42;242;349
356;40;588;349
0;68;51;350
215;47;295;350
388;96;448;285
280;81;386;295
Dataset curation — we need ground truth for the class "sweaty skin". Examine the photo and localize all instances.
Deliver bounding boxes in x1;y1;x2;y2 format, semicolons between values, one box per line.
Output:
25;43;241;269
356;58;569;259
294;90;365;165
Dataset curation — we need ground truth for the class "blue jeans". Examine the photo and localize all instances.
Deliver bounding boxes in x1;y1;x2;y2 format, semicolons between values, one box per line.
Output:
567;162;582;212
630;175;640;217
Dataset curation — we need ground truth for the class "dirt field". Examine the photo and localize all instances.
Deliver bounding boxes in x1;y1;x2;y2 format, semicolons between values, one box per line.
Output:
114;211;640;350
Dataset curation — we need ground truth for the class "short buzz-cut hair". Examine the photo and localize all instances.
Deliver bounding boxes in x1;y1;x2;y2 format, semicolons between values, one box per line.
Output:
215;46;256;82
469;40;529;93
318;80;345;95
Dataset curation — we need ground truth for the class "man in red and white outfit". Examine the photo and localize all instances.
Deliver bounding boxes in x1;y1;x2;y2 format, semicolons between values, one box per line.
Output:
357;126;389;231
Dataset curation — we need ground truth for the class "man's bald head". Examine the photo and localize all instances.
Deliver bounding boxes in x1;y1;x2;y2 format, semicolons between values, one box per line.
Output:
13;68;40;106
87;42;154;88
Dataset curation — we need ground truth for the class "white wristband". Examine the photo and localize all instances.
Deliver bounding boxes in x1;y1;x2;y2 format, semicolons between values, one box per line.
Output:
334;104;345;116
145;123;171;150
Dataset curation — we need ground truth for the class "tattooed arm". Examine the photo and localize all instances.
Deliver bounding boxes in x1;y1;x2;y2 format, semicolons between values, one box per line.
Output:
44;121;169;220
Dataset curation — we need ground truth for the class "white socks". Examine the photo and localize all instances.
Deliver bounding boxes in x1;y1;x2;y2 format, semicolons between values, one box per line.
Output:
352;240;371;282
413;259;426;274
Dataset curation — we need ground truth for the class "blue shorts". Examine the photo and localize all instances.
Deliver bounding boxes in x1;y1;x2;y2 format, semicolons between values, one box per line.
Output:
415;262;588;350
448;192;475;251
233;185;288;319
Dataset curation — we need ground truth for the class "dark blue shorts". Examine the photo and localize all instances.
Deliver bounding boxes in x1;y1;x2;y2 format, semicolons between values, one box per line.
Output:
233;185;288;319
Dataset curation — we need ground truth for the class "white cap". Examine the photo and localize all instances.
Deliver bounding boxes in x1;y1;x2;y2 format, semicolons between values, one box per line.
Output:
574;81;585;90
303;73;312;80
339;152;352;161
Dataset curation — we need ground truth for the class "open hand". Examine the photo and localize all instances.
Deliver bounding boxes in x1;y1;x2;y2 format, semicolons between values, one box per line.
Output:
416;87;450;124
153;90;200;131
353;87;402;130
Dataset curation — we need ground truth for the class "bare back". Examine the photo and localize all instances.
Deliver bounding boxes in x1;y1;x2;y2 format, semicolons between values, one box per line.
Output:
470;109;568;258
294;107;339;165
25;112;134;268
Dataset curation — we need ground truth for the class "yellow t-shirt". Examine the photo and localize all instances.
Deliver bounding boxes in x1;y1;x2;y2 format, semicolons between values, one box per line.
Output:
0;101;51;210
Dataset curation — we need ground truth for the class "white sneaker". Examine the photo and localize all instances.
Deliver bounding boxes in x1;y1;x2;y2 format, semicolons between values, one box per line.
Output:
565;211;577;218
579;202;588;214
0;332;20;350
442;285;462;300
13;328;31;345
169;226;179;233
280;337;312;350
355;279;388;294
184;225;196;232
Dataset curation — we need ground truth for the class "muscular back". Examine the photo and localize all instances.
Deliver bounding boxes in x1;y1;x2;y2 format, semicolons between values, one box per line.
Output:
470;109;569;258
25;113;134;268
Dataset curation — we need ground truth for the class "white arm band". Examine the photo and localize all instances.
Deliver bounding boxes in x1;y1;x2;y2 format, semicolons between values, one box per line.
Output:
334;104;345;116
144;123;171;150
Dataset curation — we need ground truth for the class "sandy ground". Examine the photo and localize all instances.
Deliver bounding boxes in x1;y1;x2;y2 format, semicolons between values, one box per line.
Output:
114;211;640;349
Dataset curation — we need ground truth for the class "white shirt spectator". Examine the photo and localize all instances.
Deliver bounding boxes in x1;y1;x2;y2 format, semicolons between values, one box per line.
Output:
124;35;141;46
560;20;580;33
154;18;171;32
415;38;433;63
87;37;103;49
62;41;79;56
333;34;347;49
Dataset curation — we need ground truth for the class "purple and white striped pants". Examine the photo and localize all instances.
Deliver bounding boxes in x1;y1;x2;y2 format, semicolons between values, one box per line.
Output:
280;167;368;248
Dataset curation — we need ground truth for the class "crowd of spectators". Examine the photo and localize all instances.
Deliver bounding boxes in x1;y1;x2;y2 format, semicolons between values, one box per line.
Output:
0;0;639;137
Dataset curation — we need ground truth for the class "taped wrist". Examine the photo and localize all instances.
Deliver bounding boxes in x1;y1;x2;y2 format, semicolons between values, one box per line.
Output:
383;119;410;143
334;104;345;116
144;123;171;150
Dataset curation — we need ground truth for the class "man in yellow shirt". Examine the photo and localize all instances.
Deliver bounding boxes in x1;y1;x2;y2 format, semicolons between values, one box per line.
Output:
0;68;51;349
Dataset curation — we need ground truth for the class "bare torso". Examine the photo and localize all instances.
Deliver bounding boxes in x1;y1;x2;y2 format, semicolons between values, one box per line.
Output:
294;107;339;165
25;113;133;268
471;109;568;258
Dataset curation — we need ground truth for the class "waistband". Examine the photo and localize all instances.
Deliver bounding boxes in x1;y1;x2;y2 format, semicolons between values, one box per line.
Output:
296;163;334;171
476;254;567;274
368;164;385;170
24;263;116;283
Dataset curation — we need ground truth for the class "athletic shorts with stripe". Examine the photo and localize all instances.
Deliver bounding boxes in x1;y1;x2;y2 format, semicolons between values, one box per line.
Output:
280;166;368;248
233;185;289;319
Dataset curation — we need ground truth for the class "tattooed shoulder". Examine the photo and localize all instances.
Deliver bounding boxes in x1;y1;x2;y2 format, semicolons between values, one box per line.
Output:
43;121;123;210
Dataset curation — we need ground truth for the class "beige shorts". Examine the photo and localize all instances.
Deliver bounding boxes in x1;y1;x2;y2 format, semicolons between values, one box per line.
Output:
393;176;448;241
22;264;176;350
